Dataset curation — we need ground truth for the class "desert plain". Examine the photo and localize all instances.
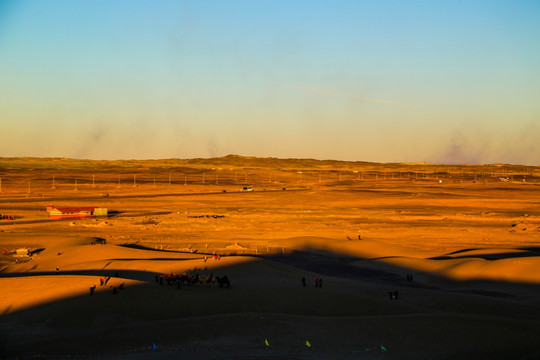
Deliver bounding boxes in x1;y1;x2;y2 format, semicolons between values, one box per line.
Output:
0;156;539;359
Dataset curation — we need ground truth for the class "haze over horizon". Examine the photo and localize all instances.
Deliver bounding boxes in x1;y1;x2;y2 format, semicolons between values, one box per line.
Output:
1;1;539;165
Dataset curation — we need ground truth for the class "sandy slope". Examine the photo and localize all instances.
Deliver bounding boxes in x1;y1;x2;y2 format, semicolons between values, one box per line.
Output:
275;236;540;286
1;159;539;359
1;234;539;359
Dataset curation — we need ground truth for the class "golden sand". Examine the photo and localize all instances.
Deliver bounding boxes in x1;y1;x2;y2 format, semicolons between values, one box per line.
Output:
0;157;539;359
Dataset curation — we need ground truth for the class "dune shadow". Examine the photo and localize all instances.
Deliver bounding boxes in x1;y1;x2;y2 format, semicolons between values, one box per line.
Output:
263;251;529;296
445;248;478;255
119;243;186;252
267;251;404;284
429;247;540;261
1;247;539;359
0;269;161;282
28;248;45;256
119;243;220;256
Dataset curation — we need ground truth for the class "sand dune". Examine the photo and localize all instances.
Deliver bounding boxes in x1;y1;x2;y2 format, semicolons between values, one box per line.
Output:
1;157;539;359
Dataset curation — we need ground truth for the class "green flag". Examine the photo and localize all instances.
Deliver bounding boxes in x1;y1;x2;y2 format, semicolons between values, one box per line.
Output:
306;340;311;348
380;345;388;351
265;339;270;347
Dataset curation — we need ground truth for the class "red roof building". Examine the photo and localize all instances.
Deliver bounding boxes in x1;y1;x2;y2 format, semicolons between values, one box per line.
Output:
47;206;108;219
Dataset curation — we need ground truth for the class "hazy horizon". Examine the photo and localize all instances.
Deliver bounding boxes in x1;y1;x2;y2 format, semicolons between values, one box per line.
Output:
1;1;539;165
1;153;539;168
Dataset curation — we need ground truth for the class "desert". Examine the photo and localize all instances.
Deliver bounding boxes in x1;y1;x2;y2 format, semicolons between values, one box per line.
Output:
0;156;539;359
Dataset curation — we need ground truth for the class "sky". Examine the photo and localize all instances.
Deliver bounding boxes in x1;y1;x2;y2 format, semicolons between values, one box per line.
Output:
1;1;539;165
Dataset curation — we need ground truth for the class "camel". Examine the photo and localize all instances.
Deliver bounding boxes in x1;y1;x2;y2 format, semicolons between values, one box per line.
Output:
216;275;231;288
201;273;216;286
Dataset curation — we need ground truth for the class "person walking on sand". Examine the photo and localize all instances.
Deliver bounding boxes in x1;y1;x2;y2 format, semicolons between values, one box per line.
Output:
302;276;306;287
100;277;104;286
315;278;319;288
319;278;323;288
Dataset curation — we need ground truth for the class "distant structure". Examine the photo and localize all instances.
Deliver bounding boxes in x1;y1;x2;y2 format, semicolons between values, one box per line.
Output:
47;205;108;219
16;248;29;257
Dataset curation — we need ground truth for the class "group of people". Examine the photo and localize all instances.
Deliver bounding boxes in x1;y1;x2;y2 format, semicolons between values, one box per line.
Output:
156;272;231;288
301;276;323;288
90;279;124;295
0;214;15;221
112;283;125;294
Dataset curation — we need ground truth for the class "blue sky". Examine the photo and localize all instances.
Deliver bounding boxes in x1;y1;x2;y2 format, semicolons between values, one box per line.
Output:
1;1;539;164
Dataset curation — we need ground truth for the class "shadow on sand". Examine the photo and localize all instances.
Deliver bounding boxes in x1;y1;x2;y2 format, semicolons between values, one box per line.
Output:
428;247;540;261
1;246;539;360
